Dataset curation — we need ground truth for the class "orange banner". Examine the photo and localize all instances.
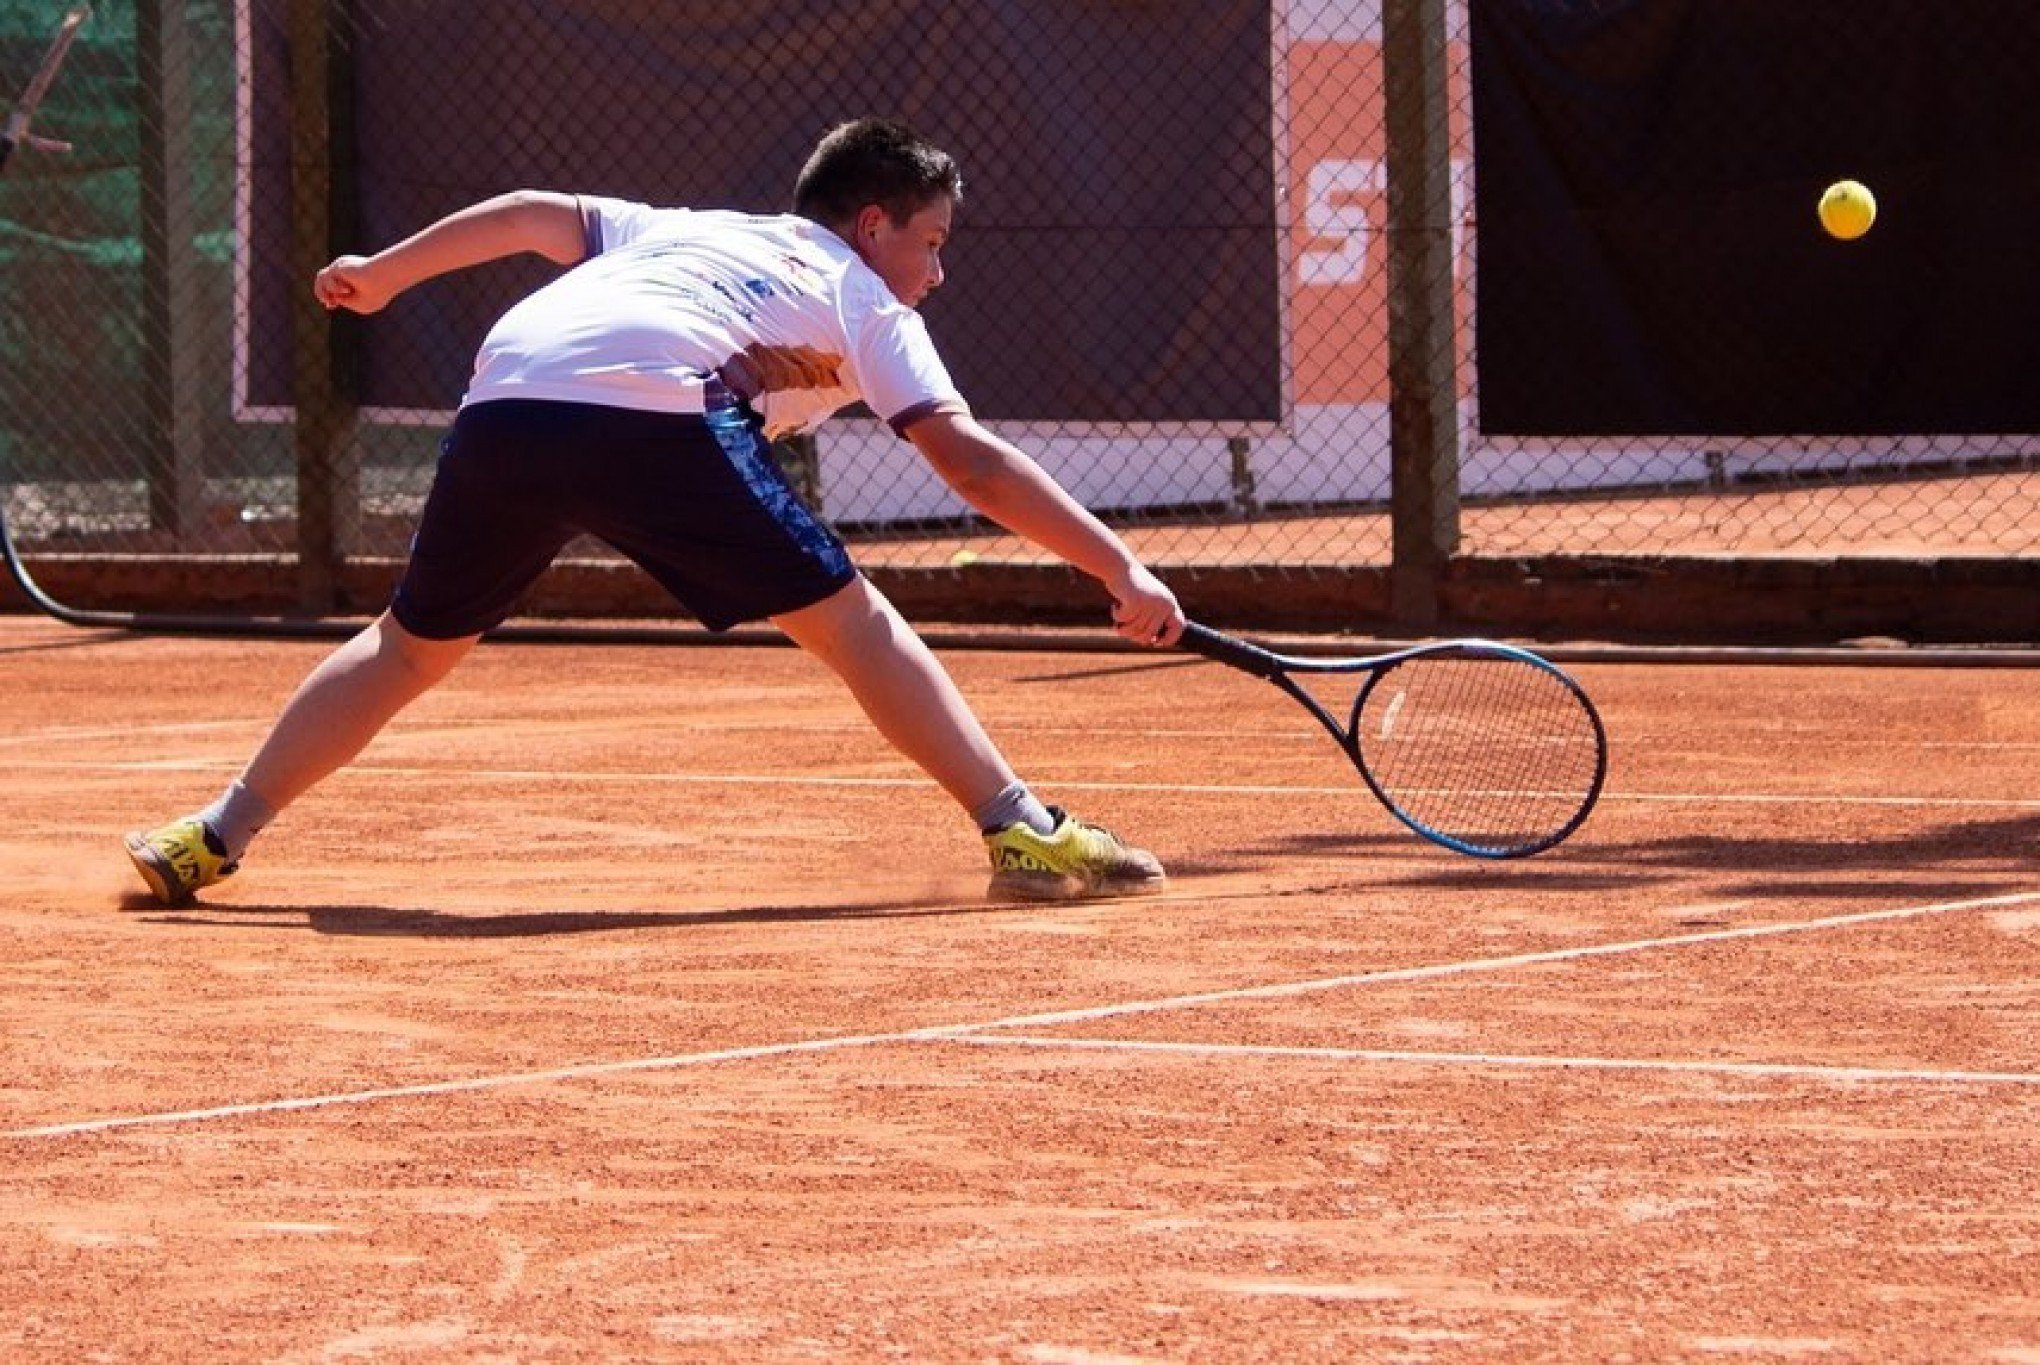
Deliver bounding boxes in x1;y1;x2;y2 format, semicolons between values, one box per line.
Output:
1289;40;1474;406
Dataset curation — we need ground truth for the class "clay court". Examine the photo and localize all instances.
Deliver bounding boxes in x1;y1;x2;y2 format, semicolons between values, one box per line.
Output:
3;610;2037;1360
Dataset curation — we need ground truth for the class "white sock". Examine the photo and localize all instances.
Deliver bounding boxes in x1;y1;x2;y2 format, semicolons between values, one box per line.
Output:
198;779;277;862
972;780;1056;835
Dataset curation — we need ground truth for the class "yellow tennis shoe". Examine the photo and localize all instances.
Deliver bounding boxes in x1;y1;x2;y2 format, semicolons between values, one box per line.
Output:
123;817;238;905
984;806;1165;901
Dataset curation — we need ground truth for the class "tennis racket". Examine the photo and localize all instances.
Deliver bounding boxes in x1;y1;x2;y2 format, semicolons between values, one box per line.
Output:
1178;622;1607;858
0;4;89;174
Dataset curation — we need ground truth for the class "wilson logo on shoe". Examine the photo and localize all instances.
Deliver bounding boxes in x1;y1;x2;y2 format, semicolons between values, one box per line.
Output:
994;849;1057;872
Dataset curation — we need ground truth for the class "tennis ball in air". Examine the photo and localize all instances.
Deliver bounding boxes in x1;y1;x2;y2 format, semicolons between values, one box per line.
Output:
1818;180;1877;241
948;548;981;567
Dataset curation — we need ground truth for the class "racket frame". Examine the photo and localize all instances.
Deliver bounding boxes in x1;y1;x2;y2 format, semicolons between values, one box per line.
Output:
1178;621;1608;858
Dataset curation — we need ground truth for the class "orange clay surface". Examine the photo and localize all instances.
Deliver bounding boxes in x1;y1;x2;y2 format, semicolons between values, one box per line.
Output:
2;610;2037;1362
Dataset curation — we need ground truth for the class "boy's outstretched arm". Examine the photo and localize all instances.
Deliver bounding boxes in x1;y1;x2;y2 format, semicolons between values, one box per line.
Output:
312;190;587;315
906;409;1185;646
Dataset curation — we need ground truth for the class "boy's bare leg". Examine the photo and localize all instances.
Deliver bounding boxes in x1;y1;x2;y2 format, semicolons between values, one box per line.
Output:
239;610;479;814
124;610;476;903
771;576;1017;812
774;577;1164;898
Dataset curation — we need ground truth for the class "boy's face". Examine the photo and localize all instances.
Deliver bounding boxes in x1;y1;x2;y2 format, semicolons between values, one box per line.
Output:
852;195;954;308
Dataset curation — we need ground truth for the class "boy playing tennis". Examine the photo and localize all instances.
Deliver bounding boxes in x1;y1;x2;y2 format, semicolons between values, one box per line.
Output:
122;118;1183;906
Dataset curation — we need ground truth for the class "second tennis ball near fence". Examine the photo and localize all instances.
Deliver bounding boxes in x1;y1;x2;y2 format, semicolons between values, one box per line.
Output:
949;549;981;568
1818;180;1877;241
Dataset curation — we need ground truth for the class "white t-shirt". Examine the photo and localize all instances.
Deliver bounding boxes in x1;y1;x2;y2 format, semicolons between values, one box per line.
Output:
465;198;964;439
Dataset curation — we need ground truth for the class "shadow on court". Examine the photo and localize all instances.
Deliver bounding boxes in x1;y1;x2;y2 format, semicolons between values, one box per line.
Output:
114;882;1219;935
1599;812;2040;875
0;628;135;658
118;893;1021;936
1346;813;2040;902
1214;812;2040;894
1010;656;1206;684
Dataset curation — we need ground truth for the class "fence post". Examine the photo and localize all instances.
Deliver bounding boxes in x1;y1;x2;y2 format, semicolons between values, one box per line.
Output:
288;0;359;612
775;432;824;513
1228;436;1259;515
137;0;204;538
1382;0;1462;632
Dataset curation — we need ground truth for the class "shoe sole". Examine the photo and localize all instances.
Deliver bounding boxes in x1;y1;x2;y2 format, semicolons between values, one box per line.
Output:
988;869;1167;903
122;831;194;906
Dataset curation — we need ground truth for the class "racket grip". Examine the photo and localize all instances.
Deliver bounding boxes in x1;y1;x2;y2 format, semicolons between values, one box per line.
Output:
1177;621;1286;679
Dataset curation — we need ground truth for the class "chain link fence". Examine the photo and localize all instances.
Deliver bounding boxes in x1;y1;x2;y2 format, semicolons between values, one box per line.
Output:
2;1;2034;642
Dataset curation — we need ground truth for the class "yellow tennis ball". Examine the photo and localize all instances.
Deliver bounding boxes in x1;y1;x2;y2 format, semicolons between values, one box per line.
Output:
948;548;980;567
1818;180;1877;241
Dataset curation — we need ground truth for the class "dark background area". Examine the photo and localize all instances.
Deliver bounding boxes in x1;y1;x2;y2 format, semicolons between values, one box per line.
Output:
246;0;1281;423
1472;0;2040;435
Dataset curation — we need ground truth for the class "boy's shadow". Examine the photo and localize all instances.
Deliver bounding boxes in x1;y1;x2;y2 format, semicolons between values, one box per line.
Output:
119;891;1019;936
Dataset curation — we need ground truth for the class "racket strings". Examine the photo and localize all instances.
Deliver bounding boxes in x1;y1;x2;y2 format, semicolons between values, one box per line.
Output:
1353;654;1603;856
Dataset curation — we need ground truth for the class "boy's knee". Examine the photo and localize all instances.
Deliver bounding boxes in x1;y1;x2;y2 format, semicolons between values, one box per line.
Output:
375;613;474;684
778;578;900;656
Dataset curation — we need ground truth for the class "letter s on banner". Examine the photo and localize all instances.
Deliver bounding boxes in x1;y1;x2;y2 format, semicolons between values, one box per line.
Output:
1299;159;1385;287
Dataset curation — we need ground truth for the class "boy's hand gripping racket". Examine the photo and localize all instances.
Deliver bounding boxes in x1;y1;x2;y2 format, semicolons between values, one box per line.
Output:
0;5;90;174
1178;622;1607;858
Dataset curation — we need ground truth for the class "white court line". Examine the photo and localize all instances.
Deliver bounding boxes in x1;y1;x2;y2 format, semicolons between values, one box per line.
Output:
0;720;255;748
904;890;2040;1034
11;756;2040;809
9;889;2034;1142
941;1035;2040;1087
5;1034;909;1141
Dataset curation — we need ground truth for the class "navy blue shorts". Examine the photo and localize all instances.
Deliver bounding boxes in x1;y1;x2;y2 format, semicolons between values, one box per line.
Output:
391;393;856;638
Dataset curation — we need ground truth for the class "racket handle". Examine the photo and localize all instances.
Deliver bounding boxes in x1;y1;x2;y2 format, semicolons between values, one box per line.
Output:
1178;621;1286;679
